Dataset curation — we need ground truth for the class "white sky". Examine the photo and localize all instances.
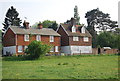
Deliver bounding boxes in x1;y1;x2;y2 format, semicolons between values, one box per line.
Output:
0;0;119;29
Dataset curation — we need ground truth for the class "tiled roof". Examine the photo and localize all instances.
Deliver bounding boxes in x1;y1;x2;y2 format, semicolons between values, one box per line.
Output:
10;26;60;36
60;24;92;37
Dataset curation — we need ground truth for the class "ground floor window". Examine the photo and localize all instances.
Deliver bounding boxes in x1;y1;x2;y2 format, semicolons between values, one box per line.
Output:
50;47;54;52
24;46;28;50
18;46;23;53
55;46;59;52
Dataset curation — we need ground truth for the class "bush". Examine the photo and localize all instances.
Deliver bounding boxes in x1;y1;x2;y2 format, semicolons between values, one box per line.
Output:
25;40;51;60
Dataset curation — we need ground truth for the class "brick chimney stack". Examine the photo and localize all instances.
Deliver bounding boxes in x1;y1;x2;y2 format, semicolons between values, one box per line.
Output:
38;24;43;29
23;20;29;29
70;18;76;26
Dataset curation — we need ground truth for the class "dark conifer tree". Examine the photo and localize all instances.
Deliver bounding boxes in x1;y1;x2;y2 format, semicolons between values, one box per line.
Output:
2;6;21;31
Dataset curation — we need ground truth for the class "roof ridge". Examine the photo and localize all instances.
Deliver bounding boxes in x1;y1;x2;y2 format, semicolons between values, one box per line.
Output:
10;26;60;36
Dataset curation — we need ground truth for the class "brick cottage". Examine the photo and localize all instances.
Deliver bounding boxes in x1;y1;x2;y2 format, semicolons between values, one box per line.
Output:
3;18;93;56
57;18;92;55
3;21;61;56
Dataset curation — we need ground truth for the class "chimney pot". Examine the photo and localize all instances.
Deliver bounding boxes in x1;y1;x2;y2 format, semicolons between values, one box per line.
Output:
38;24;43;29
23;21;29;29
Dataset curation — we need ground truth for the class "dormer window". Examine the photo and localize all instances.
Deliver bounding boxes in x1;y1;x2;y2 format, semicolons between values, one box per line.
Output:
72;25;76;33
81;26;85;33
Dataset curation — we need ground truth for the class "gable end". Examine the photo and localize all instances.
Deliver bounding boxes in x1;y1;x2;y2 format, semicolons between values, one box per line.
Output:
57;24;69;36
3;27;16;37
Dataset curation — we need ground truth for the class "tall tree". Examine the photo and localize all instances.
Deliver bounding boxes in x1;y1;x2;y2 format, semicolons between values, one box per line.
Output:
85;8;99;47
2;6;21;31
74;5;80;25
85;8;118;47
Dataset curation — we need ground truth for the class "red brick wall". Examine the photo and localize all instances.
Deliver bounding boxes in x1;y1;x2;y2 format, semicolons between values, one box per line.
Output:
92;48;98;54
101;48;118;54
57;25;92;46
3;28;16;47
16;34;60;54
17;34;36;46
17;35;60;46
41;36;60;46
41;36;60;54
69;36;92;46
57;25;69;46
92;48;118;54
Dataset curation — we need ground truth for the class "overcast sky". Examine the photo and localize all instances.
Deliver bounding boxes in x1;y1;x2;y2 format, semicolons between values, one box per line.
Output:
0;0;119;29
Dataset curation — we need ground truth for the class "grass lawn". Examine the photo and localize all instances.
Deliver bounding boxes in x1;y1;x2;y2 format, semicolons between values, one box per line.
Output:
0;57;2;80
2;55;119;79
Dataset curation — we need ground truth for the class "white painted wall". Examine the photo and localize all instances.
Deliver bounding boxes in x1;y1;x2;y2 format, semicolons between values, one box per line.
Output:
3;46;16;55
61;46;71;54
61;46;92;55
71;46;92;54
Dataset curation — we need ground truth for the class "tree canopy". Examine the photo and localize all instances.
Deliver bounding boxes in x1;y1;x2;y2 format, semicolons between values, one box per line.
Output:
42;20;55;28
85;8;118;32
48;21;58;31
2;6;21;31
32;20;58;31
85;8;118;48
97;31;120;50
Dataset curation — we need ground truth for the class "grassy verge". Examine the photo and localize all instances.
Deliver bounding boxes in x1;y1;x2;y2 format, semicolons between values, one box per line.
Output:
2;54;119;79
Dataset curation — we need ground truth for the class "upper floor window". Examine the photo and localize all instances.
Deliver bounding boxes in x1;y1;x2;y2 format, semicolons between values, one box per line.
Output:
50;36;54;42
72;25;76;33
83;37;89;42
24;35;29;41
73;36;79;41
36;35;41;41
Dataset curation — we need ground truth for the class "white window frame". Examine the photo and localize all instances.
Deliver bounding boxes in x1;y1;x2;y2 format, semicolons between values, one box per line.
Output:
72;26;76;33
50;47;54;52
73;36;79;41
18;46;23;53
24;35;29;41
36;35;41;41
50;36;54;42
83;37;89;42
55;46;59;52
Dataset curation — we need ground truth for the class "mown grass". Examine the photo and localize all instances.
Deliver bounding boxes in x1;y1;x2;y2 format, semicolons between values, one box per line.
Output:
0;57;2;80
2;54;119;79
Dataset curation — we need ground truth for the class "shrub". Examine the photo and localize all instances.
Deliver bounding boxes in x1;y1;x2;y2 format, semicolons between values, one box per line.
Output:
25;40;51;60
